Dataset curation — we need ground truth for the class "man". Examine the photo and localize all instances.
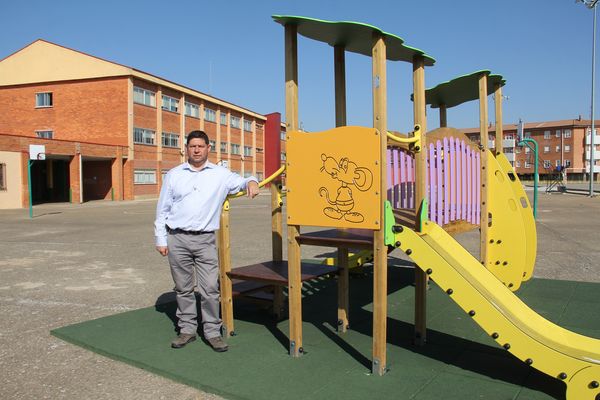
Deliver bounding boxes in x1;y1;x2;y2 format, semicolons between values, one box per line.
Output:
155;130;259;352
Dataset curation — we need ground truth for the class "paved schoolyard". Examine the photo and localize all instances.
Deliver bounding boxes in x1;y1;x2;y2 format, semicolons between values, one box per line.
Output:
0;190;598;399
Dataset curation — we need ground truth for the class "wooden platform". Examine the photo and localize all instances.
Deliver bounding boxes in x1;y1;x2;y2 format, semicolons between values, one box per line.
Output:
227;260;339;286
296;229;374;249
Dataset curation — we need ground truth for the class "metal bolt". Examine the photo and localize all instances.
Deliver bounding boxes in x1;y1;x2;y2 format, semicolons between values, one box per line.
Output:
492;332;499;339
503;343;511;350
446;288;453;295
525;358;533;365
392;225;403;233
406;249;412;255
468;310;476;316
395;241;401;248
559;372;567;380
337;319;343;326
230;331;237;336
298;347;304;354
426;268;433;275
590;381;599;388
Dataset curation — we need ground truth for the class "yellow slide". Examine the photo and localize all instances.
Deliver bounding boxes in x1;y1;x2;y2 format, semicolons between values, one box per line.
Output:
395;221;600;400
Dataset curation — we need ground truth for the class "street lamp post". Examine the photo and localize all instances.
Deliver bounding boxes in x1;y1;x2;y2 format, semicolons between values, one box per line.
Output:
577;0;598;196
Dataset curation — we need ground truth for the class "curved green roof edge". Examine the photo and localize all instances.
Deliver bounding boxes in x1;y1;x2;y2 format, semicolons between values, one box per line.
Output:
272;15;435;66
422;70;506;109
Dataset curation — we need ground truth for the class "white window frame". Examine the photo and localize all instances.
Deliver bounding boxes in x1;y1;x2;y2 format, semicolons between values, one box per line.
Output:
184;101;199;118
544;130;551;139
543;160;551;169
209;139;216;152
565;145;571;153
243;119;252;132
230;116;241;129
205;108;216;122
133;87;156;107
563;129;572;138
230;143;241;155
134;127;156;145
220;141;228;153
243;146;253;157
280;131;286;140
543;146;550;153
161;132;180;148
220;112;228;125
35;92;53;108
161;95;179;112
36;130;53;139
555;129;561;138
134;169;157;184
565;160;571;167
556;145;561;152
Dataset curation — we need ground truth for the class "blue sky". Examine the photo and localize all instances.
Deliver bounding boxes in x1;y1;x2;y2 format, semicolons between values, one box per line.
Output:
0;0;596;133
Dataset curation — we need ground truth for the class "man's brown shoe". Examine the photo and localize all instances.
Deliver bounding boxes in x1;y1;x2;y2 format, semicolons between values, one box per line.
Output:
206;336;228;352
171;333;196;349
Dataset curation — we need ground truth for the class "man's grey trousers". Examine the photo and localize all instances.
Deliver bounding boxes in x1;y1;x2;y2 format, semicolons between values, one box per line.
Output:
167;231;221;339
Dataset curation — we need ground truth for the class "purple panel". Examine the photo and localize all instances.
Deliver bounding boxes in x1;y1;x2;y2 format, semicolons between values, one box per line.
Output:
470;149;477;224
429;143;436;222
387;148;393;203
449;137;456;222
392;149;400;208
466;146;472;224
400;151;406;208
407;153;414;209
476;151;481;224
443;137;450;225
436;140;444;225
460;140;467;220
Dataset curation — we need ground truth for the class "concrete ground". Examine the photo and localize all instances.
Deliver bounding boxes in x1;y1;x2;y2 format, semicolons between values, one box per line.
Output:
0;190;598;399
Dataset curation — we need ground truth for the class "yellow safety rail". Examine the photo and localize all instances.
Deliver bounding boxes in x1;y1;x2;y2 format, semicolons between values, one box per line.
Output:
386;124;422;152
223;165;286;210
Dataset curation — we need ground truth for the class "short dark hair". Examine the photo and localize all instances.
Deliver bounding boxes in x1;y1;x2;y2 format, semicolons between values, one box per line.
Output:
186;130;210;146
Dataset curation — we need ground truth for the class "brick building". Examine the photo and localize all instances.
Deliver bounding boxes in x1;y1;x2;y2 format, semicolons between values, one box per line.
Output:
0;39;283;209
461;119;600;181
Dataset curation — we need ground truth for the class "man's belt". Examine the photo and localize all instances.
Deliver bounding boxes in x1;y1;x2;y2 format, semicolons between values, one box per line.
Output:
166;227;213;235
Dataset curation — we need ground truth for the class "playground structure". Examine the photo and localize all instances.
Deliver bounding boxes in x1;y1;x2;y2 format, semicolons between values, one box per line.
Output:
216;15;600;400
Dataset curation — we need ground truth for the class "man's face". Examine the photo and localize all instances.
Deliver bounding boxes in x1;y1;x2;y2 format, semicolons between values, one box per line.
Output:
187;138;210;165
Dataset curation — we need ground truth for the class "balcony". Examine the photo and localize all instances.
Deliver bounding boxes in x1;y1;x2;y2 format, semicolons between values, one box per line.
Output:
503;139;515;148
585;150;600;160
585;134;600;145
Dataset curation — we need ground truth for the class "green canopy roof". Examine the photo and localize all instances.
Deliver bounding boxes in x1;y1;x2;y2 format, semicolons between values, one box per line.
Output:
272;15;435;66
422;70;506;109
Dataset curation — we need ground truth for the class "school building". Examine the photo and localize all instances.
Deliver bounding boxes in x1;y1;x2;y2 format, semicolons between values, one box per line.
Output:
0;39;284;209
462;118;600;182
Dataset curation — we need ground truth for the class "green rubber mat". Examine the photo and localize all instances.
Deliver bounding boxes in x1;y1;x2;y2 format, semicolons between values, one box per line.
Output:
51;265;599;400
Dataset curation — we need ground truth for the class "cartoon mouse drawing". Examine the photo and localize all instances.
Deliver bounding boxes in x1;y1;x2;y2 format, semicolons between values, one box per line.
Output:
319;153;373;223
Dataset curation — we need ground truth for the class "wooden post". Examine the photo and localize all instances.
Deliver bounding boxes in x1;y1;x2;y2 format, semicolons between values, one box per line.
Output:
334;44;350;333
479;73;490;265
371;33;388;376
494;83;503;155
413;55;428;346
439;104;447;128
218;203;234;337
271;183;284;318
285;23;303;357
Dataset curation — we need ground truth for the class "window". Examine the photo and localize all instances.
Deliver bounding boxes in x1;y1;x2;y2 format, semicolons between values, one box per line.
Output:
133;87;156;107
220;112;227;125
230;116;241;129
36;130;53;139
184;102;199;118
525;147;530;154
556;160;561;167
220;141;228;153
563;129;572;138
209;140;216;152
524;161;532;168
516;160;521;167
256;147;263;153
134;169;157;184
134;127;156;145
161;95;179;112
524;131;531;139
243;146;253;157
565;145;571;153
280;130;286;140
543;160;551;169
244;172;252;178
256;123;264;130
230;143;240;155
256;172;263;181
565;160;571;167
0;163;5;190
543;146;550;153
244;120;252;132
281;152;286;161
161;132;179;148
555;129;561;138
544;130;551;139
556;145;561;152
205;108;216;122
35;92;53;107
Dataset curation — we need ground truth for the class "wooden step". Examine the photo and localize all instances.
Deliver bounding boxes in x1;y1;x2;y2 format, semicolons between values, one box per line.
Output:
296;228;374;249
227;260;338;286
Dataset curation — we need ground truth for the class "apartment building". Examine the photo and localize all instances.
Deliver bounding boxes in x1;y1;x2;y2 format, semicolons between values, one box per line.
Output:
0;39;283;209
461;119;600;181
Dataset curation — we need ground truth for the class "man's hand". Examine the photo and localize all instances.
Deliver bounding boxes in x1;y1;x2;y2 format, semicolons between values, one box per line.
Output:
246;181;259;198
156;246;168;256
